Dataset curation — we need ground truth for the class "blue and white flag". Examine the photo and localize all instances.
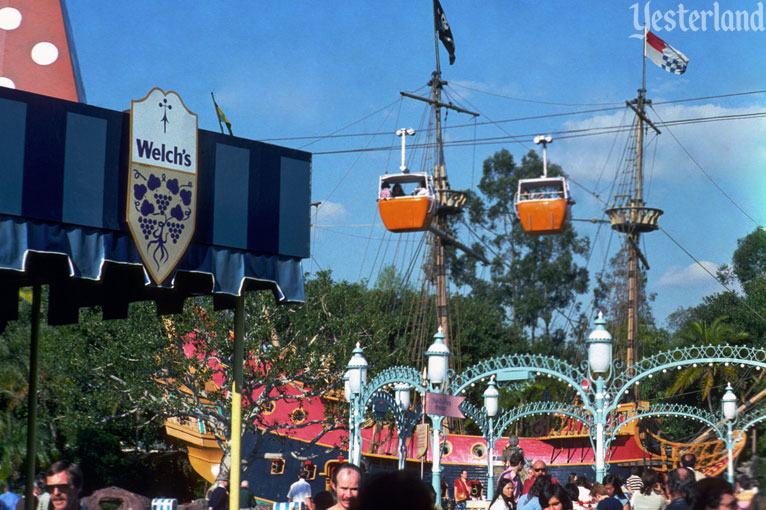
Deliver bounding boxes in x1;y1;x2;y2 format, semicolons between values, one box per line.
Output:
646;30;689;74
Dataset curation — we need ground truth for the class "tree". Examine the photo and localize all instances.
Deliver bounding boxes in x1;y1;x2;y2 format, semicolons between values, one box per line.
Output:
450;149;589;340
665;316;749;412
37;270;423;487
732;228;766;286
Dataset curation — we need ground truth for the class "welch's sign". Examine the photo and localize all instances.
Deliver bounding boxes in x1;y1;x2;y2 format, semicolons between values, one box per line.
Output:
127;88;198;284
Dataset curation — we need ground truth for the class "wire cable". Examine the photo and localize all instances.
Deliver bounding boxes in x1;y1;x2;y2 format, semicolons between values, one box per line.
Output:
650;106;762;228
658;225;766;323
449;82;626;107
261;90;766;144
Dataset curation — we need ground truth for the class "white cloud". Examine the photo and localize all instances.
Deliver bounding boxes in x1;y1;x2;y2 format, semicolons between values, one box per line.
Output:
553;101;766;187
312;201;346;225
656;261;719;287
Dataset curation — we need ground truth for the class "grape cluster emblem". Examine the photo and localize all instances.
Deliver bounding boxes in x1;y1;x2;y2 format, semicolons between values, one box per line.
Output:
131;168;194;270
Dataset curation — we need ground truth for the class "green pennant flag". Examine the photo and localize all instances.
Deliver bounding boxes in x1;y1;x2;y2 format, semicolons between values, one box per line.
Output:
211;92;233;135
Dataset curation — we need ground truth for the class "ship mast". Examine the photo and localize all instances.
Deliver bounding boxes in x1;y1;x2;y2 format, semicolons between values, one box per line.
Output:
606;72;663;397
399;26;478;356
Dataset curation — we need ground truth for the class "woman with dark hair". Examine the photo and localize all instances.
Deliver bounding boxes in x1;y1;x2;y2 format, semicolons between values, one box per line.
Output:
564;484;584;510
693;478;737;510
602;474;628;510
630;470;666;510
539;484;574;510
518;475;554;510
490;478;516;510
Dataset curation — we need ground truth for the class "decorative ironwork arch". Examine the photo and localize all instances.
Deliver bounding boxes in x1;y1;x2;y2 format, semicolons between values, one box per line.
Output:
608;345;766;404
359;366;426;411
460;400;593;445
605;403;723;445
740;406;766;434
450;354;586;399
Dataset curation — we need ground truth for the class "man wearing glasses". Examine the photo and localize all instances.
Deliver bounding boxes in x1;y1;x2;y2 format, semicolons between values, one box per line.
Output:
45;461;83;510
522;461;559;495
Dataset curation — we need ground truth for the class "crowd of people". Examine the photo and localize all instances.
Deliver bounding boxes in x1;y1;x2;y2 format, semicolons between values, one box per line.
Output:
5;457;759;510
473;453;761;510
198;455;760;510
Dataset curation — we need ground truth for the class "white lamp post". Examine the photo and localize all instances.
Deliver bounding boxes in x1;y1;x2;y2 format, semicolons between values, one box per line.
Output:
426;327;450;387
347;343;368;466
587;311;613;482
343;371;354;463
343;371;352;403
484;376;499;418
394;382;412;470
395;383;412;411
347;342;368;395
587;311;613;375
722;383;737;484
425;327;450;500
484;376;499;500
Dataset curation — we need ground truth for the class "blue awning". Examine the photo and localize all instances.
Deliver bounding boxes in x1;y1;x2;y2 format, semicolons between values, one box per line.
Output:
0;87;311;328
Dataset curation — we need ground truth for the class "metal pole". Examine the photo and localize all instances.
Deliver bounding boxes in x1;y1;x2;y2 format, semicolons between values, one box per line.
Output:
398;434;406;470
726;421;734;484
432;0;441;75
486;417;494;501
354;396;362;465
229;295;245;510
431;415;444;501
348;397;355;465
594;377;606;483
24;284;42;510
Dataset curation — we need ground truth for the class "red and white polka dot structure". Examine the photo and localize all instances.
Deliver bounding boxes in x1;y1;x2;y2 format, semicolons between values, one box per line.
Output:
0;0;85;102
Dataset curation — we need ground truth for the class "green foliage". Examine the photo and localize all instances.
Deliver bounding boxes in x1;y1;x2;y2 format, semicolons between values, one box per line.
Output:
0;269;433;493
0;294;54;481
732;228;766;285
665;317;747;412
450;149;589;341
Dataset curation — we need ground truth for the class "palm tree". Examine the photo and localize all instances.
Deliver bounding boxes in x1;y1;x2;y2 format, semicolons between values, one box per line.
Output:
665;316;749;413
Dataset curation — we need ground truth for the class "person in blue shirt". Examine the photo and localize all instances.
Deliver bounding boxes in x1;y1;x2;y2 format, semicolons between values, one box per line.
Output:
0;482;21;510
518;475;554;510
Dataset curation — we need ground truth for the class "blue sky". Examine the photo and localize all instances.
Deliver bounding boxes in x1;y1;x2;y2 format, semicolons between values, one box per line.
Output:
64;1;766;331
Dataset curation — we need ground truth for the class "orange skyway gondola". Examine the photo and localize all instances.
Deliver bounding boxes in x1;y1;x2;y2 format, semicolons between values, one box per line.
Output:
378;173;436;233
514;135;575;235
514;177;575;235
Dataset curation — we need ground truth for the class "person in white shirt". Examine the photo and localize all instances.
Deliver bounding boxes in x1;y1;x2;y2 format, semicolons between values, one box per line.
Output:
287;471;312;508
630;470;666;510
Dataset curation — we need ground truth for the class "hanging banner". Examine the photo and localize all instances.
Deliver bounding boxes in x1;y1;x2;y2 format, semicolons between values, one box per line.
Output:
415;423;430;458
128;88;198;284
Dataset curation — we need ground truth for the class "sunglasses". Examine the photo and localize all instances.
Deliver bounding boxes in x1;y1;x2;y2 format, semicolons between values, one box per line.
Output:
46;484;73;493
534;468;547;473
